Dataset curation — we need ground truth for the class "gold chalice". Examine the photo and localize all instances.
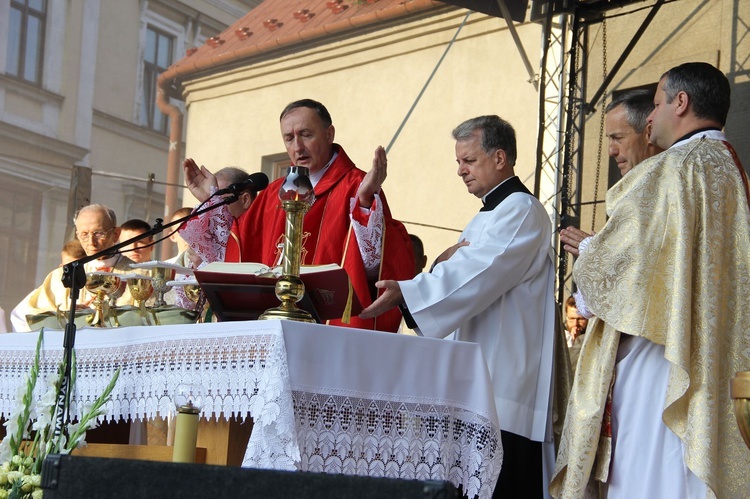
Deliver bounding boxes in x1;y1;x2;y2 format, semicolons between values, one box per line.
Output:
85;271;122;327
121;273;154;326
127;275;154;307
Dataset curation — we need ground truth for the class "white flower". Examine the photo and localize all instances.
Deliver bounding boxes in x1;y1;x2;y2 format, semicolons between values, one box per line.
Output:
31;410;51;433
31;489;43;499
3;420;18;442
40;382;58;407
14;382;27;402
0;441;11;464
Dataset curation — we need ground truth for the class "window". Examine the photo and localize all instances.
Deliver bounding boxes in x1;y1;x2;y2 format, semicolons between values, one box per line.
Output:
141;26;174;134
262;153;293;181
6;0;47;85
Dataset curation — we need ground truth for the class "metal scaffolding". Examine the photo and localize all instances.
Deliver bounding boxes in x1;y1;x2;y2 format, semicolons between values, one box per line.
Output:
532;0;668;303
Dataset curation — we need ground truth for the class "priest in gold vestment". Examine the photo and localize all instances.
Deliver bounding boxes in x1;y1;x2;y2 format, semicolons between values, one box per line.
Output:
552;62;750;498
10;204;135;331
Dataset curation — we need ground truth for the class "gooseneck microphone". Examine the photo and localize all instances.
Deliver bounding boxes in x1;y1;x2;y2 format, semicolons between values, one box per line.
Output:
213;172;269;196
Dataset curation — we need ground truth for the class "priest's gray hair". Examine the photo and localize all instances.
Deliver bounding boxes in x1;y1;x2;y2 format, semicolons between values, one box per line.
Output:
605;89;654;134
74;204;117;227
216;166;251;185
452;115;517;167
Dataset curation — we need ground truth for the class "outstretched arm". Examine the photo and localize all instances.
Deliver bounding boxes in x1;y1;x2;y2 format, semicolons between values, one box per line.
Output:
359;280;402;319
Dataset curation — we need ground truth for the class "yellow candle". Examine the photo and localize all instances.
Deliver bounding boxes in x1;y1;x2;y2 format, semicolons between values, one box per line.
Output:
172;405;199;463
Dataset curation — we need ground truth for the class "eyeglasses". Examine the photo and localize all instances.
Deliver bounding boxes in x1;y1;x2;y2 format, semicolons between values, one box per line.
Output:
76;228;114;242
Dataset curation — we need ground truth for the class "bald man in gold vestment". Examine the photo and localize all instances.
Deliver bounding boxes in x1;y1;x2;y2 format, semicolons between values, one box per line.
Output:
10;205;135;331
553;63;750;498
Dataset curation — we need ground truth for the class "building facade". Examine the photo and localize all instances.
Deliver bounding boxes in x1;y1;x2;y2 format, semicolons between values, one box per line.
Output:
0;0;259;328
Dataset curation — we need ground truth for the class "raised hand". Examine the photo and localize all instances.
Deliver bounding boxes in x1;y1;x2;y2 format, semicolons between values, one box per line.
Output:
183;158;218;203
357;146;388;208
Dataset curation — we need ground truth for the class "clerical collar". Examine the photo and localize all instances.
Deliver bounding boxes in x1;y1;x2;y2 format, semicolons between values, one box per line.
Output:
309;150;338;187
671;127;724;149
480;176;532;212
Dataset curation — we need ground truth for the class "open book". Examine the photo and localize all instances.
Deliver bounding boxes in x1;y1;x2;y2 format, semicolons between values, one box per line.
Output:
193;262;362;323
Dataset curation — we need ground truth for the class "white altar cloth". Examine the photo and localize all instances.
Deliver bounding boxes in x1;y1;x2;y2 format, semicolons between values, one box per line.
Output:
0;321;502;499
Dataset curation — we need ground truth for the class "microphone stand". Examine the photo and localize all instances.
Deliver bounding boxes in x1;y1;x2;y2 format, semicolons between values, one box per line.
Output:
53;193;240;439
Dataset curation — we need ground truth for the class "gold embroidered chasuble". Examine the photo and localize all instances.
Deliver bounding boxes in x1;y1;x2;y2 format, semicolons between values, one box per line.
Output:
550;138;750;498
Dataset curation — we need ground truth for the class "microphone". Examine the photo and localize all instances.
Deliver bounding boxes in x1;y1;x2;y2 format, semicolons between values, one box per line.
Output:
213;172;269;196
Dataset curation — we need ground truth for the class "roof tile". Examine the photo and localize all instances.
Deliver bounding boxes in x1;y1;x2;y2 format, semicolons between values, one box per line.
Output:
159;0;448;90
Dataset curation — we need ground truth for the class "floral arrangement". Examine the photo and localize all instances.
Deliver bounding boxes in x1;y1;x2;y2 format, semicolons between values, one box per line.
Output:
0;330;120;499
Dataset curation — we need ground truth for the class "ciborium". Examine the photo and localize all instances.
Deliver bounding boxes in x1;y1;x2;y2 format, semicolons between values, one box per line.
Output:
85;271;122;327
260;166;316;323
730;371;750;449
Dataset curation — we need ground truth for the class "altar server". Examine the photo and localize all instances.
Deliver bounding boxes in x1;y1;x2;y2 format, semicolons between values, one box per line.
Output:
361;115;558;498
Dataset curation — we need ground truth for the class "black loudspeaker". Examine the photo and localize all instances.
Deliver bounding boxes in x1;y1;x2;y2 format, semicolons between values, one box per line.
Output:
42;455;461;499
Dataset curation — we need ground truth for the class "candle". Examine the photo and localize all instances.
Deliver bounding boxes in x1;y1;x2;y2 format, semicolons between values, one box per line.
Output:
172;384;204;463
172;403;200;463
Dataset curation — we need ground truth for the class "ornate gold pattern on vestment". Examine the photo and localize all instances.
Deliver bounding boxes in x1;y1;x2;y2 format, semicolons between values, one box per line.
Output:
551;139;750;498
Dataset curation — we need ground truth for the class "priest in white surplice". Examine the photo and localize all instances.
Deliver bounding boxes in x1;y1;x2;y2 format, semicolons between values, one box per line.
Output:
361;115;557;499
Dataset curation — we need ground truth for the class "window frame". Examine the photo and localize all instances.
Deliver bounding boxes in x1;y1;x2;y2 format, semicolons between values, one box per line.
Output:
136;10;184;135
6;0;48;86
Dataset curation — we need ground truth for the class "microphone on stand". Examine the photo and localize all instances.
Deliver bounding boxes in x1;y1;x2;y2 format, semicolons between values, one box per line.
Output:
213;172;269;196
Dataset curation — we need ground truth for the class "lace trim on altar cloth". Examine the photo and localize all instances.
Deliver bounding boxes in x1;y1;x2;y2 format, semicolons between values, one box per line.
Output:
292;391;502;499
0;326;502;494
181;190;232;264
0;331;299;471
350;193;384;275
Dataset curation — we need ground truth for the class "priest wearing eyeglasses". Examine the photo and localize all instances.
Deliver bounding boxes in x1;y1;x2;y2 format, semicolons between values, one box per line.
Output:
10;204;135;331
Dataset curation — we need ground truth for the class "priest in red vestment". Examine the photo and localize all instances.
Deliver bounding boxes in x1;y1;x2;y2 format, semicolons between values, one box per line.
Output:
182;99;414;332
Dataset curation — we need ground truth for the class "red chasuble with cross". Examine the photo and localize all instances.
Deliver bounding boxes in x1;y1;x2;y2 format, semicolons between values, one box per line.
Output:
225;145;414;332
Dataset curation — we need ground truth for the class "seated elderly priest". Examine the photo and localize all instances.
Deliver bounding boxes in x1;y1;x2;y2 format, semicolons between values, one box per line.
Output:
11;204;135;331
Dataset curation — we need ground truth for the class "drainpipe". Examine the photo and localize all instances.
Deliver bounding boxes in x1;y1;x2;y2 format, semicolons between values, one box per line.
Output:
156;77;183;259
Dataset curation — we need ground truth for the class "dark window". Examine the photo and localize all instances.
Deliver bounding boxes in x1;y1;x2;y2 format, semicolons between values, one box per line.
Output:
141;26;174;134
6;0;47;85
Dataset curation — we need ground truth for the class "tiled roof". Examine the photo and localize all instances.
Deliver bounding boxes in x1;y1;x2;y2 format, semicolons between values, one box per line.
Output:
159;0;450;94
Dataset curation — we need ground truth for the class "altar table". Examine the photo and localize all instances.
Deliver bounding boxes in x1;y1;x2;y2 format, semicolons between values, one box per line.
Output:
0;321;502;499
